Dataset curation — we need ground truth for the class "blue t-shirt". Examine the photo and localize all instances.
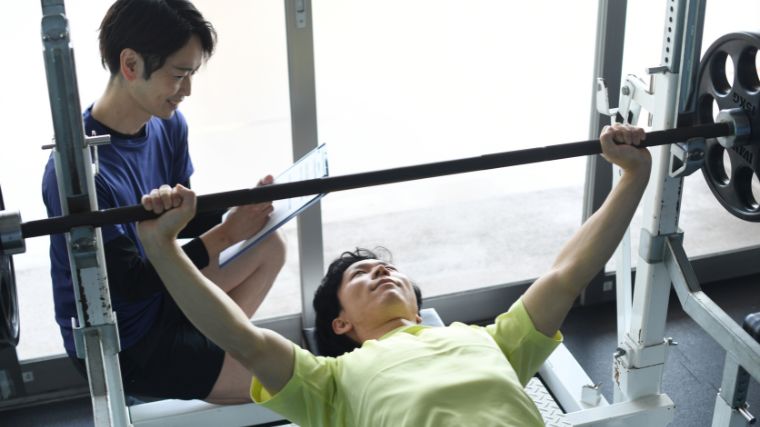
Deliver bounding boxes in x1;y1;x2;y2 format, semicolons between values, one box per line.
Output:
42;105;194;355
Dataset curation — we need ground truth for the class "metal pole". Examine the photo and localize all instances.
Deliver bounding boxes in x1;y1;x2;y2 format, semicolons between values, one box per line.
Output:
284;0;324;329
40;1;129;425
614;0;707;403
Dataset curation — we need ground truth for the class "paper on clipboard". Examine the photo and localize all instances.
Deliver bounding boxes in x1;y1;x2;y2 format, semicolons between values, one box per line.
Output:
219;144;328;267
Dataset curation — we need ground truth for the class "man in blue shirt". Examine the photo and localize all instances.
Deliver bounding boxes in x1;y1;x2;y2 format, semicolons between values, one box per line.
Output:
42;0;285;403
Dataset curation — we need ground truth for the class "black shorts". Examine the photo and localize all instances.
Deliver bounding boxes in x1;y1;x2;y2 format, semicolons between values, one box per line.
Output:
71;293;225;400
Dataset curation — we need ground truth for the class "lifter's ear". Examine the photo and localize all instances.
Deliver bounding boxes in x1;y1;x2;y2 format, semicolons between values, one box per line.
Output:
332;315;353;336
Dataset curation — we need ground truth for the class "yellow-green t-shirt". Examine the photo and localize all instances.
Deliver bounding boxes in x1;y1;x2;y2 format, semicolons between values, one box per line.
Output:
251;299;561;427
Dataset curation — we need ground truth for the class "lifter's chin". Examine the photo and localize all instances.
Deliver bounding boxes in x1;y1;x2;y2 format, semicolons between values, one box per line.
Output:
371;292;419;322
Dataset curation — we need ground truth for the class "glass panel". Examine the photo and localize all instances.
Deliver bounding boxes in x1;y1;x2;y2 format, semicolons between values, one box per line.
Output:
0;0;296;360
314;1;598;297
0;0;111;362
185;1;299;320
683;0;760;255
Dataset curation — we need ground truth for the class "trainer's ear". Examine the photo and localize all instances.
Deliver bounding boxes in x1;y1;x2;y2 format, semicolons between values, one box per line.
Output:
332;315;353;336
120;48;143;81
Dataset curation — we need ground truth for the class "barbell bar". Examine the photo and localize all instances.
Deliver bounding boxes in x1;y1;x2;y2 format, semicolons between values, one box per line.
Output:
0;117;750;348
13;121;735;241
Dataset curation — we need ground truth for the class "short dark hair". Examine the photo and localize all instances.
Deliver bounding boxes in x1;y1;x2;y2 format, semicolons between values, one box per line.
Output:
99;0;217;79
313;248;422;357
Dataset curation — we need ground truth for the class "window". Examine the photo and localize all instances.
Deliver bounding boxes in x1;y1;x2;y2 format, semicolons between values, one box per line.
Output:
0;1;112;361
183;1;299;319
313;1;599;296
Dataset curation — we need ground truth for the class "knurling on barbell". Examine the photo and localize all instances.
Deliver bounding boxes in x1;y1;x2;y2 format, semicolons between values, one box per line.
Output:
18;122;733;239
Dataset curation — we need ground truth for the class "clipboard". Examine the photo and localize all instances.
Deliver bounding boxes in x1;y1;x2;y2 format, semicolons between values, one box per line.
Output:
219;143;328;267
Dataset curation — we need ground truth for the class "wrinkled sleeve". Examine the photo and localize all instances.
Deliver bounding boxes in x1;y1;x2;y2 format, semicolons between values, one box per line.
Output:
251;345;340;427
485;299;562;386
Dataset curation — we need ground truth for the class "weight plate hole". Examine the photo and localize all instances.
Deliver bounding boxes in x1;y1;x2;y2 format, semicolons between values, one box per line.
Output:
710;51;733;95
721;148;732;185
706;144;731;185
737;47;760;92
1;269;12;326
735;168;760;210
712;98;722;122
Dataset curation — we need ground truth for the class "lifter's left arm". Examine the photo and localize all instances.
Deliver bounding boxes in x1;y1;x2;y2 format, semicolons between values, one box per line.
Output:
522;124;651;337
137;185;295;394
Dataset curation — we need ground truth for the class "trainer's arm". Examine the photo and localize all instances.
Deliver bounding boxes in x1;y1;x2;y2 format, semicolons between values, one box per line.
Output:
522;124;651;337
137;185;294;394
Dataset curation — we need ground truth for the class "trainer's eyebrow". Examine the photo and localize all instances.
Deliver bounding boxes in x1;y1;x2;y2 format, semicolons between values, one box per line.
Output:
171;65;199;73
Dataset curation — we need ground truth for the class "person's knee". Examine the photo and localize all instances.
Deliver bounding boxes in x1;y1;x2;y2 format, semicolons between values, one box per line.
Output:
204;353;254;404
262;230;287;270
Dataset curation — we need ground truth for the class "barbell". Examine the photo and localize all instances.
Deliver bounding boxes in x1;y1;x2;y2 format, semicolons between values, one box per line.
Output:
0;32;759;347
0;121;744;347
14;121;735;240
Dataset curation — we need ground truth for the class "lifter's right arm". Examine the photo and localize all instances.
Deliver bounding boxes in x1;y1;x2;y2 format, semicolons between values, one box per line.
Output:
137;184;294;394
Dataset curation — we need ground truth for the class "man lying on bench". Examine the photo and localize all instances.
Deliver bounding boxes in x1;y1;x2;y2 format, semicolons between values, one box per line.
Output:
136;124;650;426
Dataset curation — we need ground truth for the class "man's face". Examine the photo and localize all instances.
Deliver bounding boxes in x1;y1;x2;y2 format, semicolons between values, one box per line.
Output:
130;35;203;120
335;259;419;333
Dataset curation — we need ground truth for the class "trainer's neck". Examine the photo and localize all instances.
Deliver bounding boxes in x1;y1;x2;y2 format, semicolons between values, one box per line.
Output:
91;80;150;136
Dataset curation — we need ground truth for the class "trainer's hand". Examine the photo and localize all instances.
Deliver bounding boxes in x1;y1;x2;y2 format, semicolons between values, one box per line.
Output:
137;184;197;250
600;123;652;175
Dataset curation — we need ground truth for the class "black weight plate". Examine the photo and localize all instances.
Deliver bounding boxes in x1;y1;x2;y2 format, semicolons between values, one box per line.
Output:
694;32;760;222
0;253;19;346
0;184;20;346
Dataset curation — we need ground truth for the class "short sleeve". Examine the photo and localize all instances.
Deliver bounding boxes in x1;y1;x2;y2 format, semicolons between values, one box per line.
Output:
94;174;128;243
169;110;193;185
251;345;342;427
484;299;562;386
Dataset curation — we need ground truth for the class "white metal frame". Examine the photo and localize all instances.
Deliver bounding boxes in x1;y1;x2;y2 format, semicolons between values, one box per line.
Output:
609;0;698;410
40;1;130;425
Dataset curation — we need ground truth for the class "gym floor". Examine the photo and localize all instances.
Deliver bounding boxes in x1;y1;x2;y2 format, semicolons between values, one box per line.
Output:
562;272;760;427
3;272;758;427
